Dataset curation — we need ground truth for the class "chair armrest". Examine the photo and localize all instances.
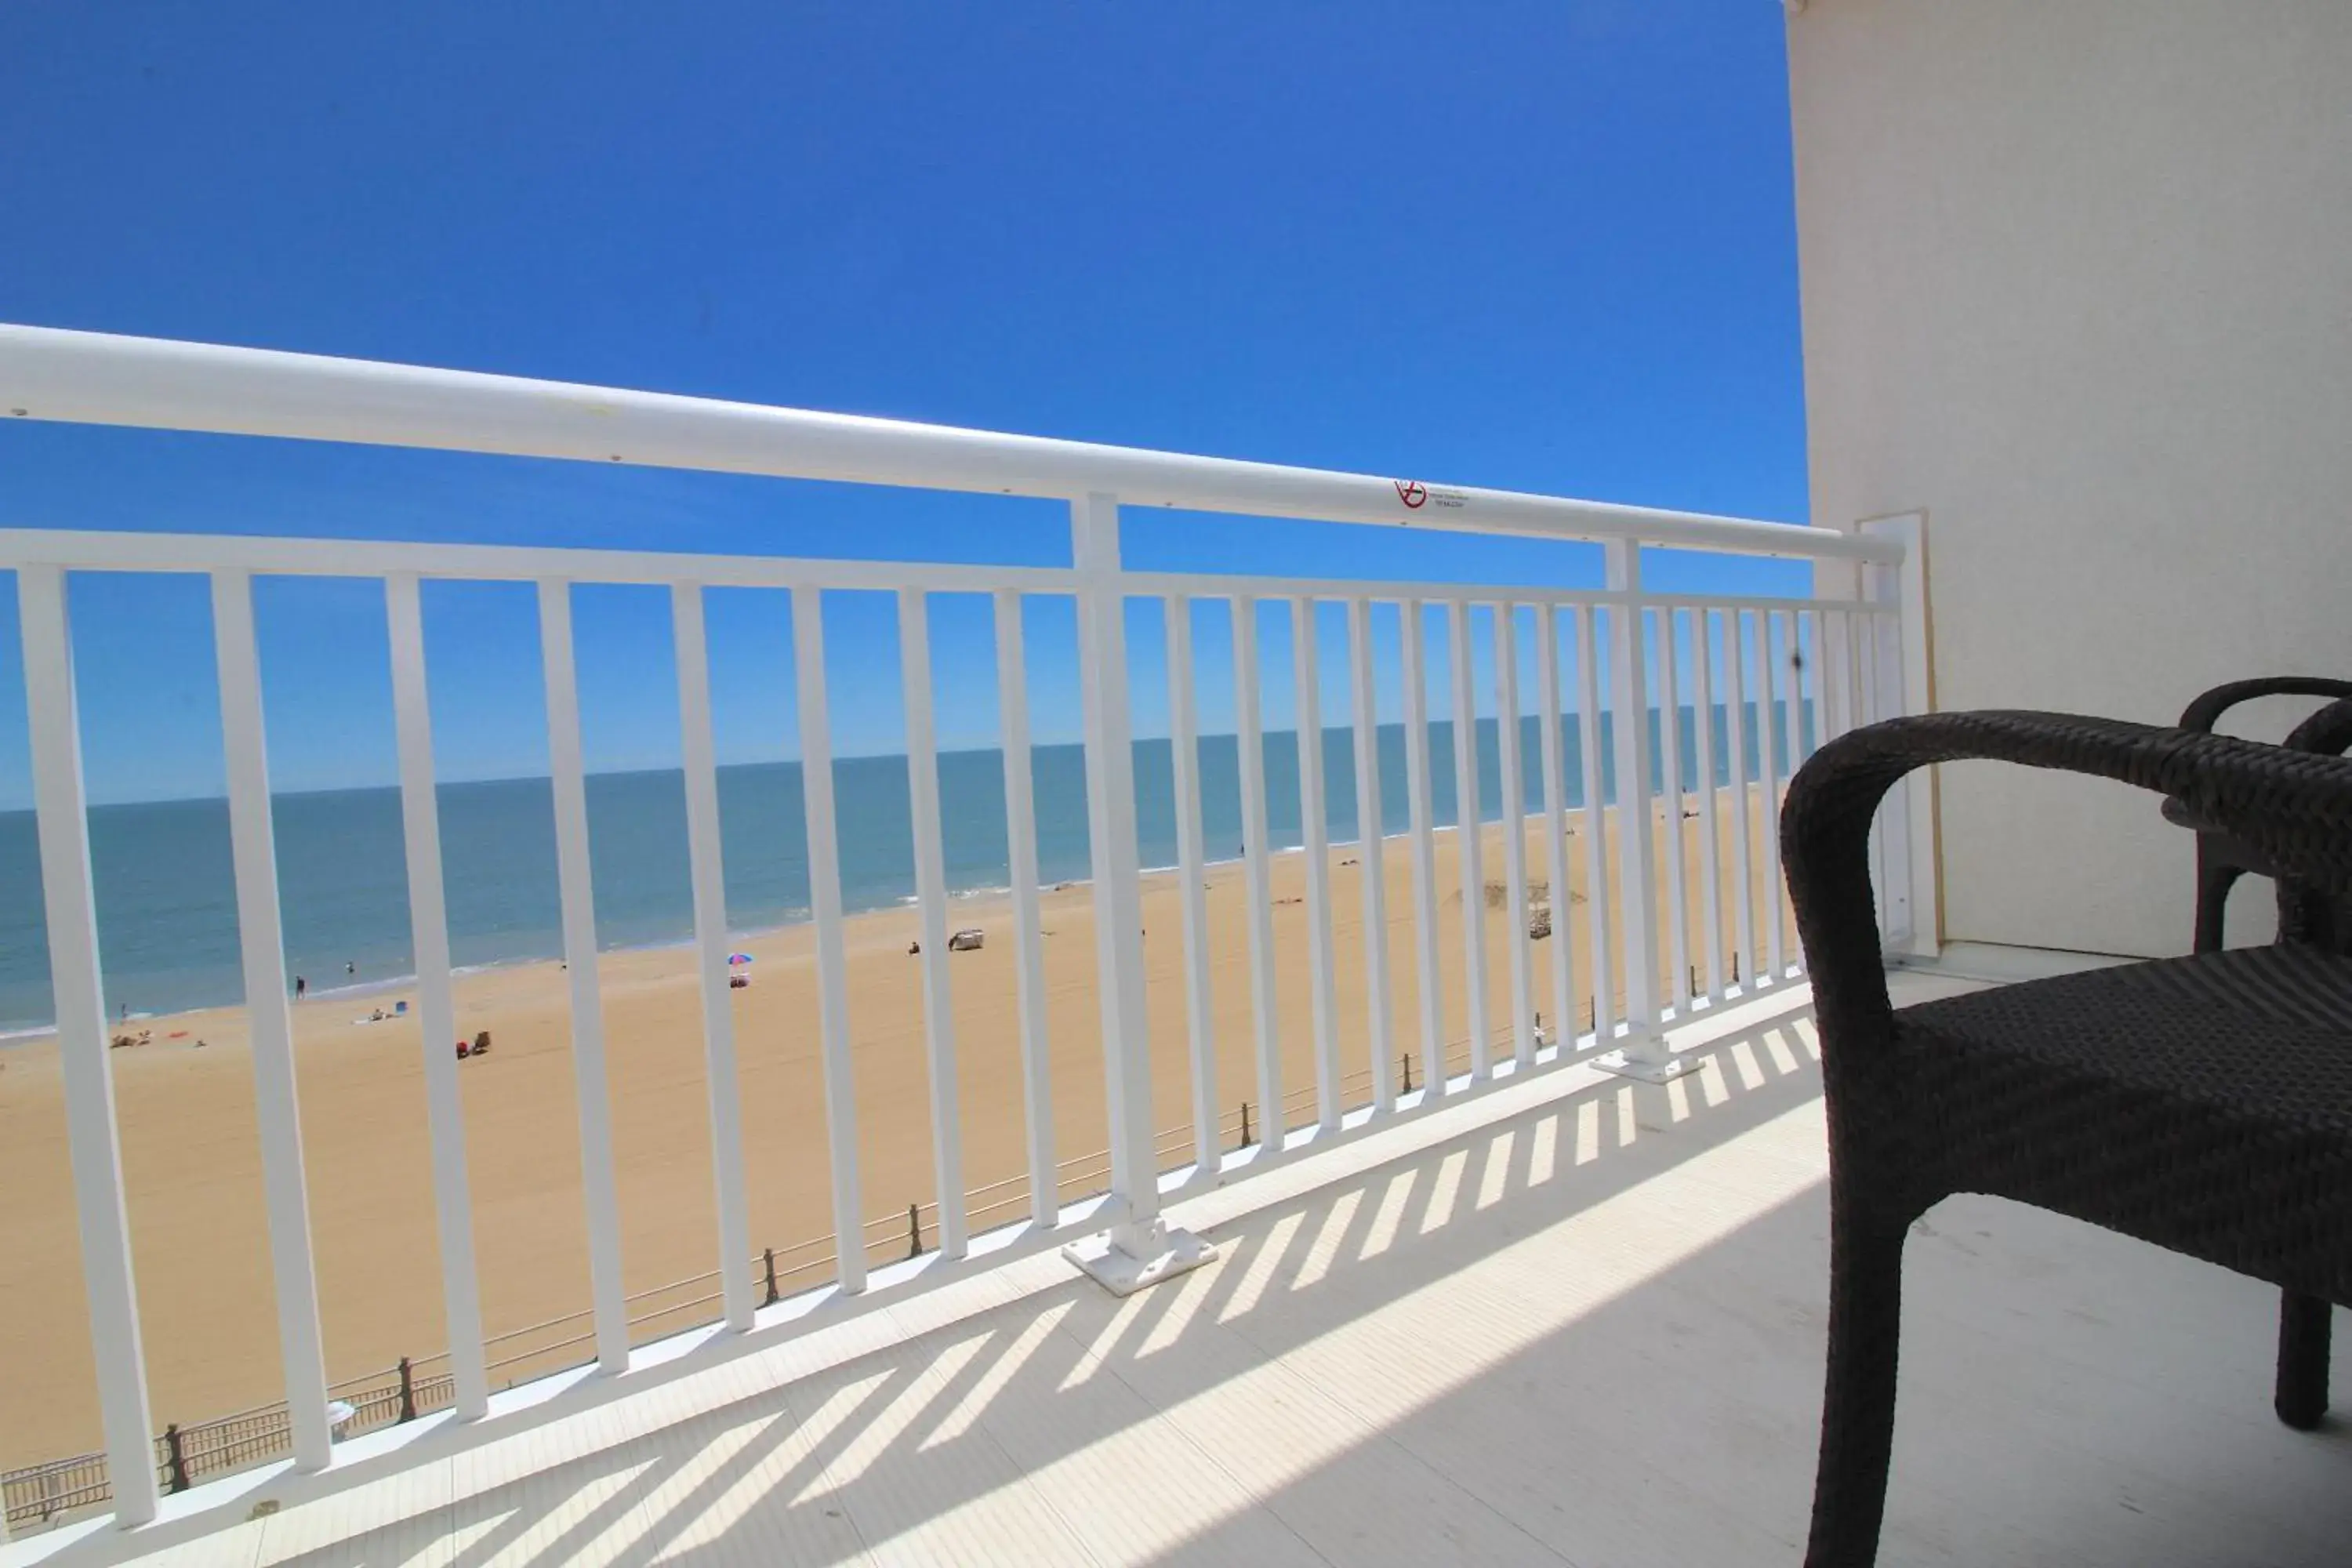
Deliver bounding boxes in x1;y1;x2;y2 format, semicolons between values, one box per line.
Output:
2285;696;2352;759
2176;677;2352;734
1782;710;2352;1043
2275;698;2352;948
2163;697;2352;836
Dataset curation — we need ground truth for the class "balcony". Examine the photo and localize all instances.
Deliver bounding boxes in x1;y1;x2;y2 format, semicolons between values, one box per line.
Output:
10;977;2350;1565
27;325;2307;1567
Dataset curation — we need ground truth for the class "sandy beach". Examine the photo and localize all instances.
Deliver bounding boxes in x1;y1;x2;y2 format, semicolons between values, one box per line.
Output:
0;788;1791;1468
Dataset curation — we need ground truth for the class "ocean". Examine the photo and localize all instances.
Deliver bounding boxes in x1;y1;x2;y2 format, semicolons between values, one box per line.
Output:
0;702;1810;1031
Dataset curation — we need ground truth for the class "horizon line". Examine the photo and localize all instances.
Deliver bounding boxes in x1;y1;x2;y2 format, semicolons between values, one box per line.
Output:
7;696;1801;813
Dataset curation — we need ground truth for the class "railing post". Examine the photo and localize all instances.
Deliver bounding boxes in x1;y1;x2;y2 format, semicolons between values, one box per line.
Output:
1858;512;1937;960
1595;541;1690;1081
1059;492;1215;1294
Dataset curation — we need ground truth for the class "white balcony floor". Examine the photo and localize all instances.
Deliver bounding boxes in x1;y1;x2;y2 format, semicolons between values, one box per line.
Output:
27;971;2352;1568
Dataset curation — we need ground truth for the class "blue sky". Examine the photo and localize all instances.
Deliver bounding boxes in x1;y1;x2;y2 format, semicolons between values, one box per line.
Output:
0;1;1813;808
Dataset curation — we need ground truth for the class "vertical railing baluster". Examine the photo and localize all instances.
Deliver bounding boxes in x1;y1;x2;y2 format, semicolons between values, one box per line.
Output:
1345;597;1395;1112
1822;608;1855;745
1494;604;1533;1069
1657;607;1691;1015
385;572;491;1411
1164;595;1220;1174
1788;608;1828;982
1863;519;1932;956
897;588;967;1260
1690;608;1726;1003
536;580;630;1367
1573;605;1615;1038
1448;601;1491;1080
1766;608;1798;982
1534;604;1574;1048
790;587;866;1291
1885;597;1919;929
1291;597;1341;1132
1755;608;1784;982
995;591;1058;1222
1856;607;1891;940
17;564;162;1524
211;568;334;1467
1806;606;1825;761
670;583;757;1327
1781;607;1809;764
1232;594;1283;1140
1724;609;1759;992
1399;600;1447;1098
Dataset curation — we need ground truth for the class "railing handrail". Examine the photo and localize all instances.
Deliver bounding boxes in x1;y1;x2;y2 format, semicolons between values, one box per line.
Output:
0;323;1895;564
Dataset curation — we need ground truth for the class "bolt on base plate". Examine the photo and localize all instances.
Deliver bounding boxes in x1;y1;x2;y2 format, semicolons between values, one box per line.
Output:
1062;1221;1217;1298
1592;1046;1696;1083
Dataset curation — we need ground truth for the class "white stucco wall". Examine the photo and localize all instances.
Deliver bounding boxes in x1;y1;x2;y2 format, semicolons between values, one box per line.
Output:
1788;0;2352;956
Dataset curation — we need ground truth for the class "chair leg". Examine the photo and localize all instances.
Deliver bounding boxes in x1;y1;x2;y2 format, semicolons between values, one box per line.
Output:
2190;848;2241;954
1805;1214;1910;1568
2276;1290;2332;1430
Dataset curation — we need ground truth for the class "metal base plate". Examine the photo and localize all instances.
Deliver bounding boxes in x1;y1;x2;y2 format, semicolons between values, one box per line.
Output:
1062;1225;1218;1298
1592;1047;1696;1083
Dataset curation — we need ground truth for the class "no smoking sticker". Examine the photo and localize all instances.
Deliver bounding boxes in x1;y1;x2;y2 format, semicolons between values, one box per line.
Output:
1393;479;1466;514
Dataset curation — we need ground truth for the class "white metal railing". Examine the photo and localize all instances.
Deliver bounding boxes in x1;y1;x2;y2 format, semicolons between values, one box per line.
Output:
0;325;1926;1541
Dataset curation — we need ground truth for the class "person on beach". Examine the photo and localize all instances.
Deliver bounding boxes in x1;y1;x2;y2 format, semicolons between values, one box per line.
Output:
295;975;307;1000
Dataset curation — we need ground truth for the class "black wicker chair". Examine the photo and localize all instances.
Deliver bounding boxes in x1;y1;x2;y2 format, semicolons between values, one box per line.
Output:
2162;690;2352;1445
2161;677;2352;952
1784;710;2352;1567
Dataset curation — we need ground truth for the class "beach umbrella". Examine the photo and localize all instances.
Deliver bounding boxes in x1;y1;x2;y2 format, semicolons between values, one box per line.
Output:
728;953;753;965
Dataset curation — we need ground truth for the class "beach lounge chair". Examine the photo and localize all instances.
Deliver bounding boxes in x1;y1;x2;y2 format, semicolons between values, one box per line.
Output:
1783;709;2352;1566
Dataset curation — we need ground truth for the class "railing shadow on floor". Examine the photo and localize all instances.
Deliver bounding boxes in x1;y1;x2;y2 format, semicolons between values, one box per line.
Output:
228;1000;1851;1567
242;975;2352;1568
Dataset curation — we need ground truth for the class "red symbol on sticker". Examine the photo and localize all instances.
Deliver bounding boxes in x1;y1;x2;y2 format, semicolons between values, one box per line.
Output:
1395;481;1427;510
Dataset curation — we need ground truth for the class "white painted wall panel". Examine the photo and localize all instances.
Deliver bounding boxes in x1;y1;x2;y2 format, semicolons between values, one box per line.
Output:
1790;0;2352;955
